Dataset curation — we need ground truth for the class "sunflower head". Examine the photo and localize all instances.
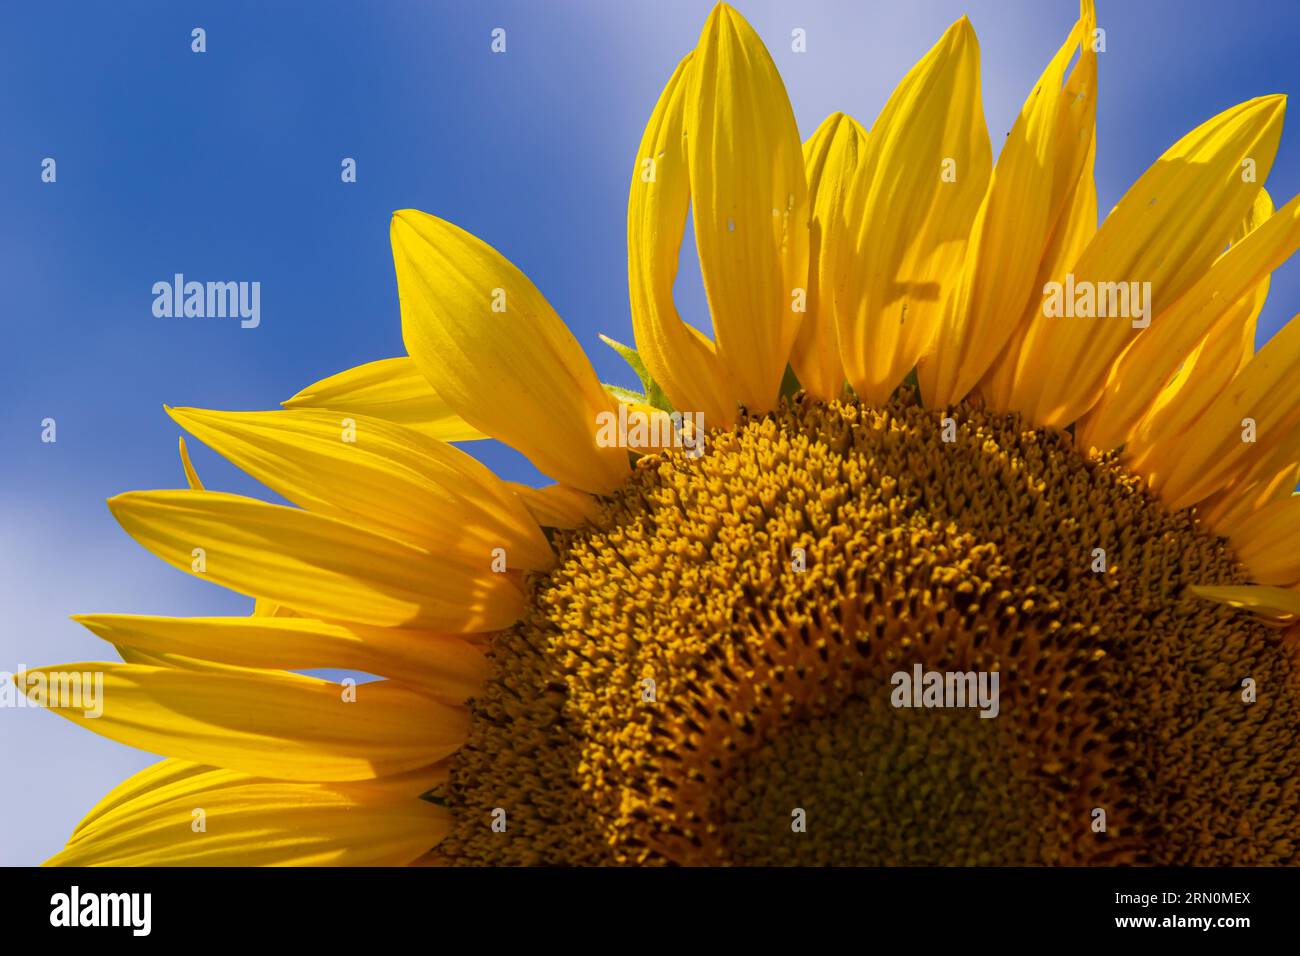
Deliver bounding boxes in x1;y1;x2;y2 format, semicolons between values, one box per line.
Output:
20;1;1300;867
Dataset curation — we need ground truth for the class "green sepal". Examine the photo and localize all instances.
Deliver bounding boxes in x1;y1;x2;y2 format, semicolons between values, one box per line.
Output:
600;334;674;411
602;383;649;406
779;363;801;401
894;366;922;406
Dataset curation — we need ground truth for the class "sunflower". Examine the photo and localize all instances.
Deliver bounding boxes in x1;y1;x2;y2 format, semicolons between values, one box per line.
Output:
20;1;1300;866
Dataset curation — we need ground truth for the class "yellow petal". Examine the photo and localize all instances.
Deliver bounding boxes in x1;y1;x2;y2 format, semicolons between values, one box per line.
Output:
790;112;865;400
919;3;1096;406
74;614;489;701
1120;238;1271;468
178;437;204;491
49;759;449;866
685;3;809;413
392;209;629;494
837;17;992;405
507;482;599;530
1146;310;1300;510
1128;278;1264;453
1004;94;1285;427
1038;142;1100;300
347;762;451;799
1223;495;1300;585
284;356;486;442
1080;188;1300;452
1199;437;1300;530
14;664;467;781
167;406;553;571
252;598;299;618
108;489;524;630
1188;584;1300;622
981;142;1098;410
628;52;738;427
72;758;230;839
596;398;701;453
70;761;448;845
115;645;173;666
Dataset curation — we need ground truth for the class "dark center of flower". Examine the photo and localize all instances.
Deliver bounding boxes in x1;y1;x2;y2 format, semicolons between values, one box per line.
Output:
434;391;1300;866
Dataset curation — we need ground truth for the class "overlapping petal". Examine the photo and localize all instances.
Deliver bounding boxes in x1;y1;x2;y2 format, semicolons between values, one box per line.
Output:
108;489;524;630
507;482;600;530
628;52;738;426
1000;94;1285;426
167;406;553;570
283;356;486;442
1146;309;1300;509
14;664;468;781
790;113;865;400
1079;189;1300;453
48;759;450;867
836;16;991;405
919;1;1096;406
393;210;629;494
74;614;488;701
685;3;809;413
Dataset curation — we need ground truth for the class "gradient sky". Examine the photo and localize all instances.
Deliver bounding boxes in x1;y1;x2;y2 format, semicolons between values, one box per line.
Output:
3;0;1300;865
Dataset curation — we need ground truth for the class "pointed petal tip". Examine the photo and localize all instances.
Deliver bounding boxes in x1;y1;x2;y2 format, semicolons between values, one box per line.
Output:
167;405;208;432
70;614;108;638
70;614;108;635
106;489;160;514
105;492;135;521
928;15;978;58
281;376;332;407
390;209;428;238
705;1;758;42
820;111;854;134
1245;92;1287;119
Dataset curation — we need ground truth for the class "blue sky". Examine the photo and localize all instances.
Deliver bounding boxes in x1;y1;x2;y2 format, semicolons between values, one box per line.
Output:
3;0;1300;864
